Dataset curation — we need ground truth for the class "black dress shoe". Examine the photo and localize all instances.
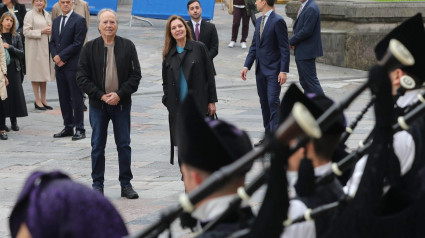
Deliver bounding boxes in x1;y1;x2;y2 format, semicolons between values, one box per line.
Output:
34;102;46;111
0;131;8;140
93;187;104;195
53;128;74;138
254;139;265;147
11;124;19;131
72;130;86;141
42;103;53;110
121;186;139;199
11;123;19;131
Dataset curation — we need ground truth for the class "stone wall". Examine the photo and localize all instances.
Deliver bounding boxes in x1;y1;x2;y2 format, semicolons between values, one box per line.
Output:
286;0;425;70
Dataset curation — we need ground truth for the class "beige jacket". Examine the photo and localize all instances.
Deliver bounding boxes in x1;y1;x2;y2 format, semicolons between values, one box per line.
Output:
23;8;55;82
51;0;90;43
0;36;7;100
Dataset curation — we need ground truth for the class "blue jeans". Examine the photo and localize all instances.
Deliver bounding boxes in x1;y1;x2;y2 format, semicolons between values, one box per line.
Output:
256;71;282;134
90;104;133;188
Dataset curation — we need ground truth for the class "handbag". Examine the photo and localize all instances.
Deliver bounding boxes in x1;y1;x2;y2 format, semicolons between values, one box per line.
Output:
4;48;10;66
206;113;218;120
228;0;234;15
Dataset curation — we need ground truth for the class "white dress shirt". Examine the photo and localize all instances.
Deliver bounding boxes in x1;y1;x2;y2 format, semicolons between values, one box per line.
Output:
59;9;74;34
282;162;333;238
191;18;202;33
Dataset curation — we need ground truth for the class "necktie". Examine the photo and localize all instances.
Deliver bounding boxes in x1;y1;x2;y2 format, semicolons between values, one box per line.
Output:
259;15;265;40
60;15;67;35
195;23;200;41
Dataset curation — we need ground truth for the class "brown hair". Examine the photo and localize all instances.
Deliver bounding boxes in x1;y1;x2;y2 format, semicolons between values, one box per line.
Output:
0;12;17;36
6;0;19;5
162;15;193;61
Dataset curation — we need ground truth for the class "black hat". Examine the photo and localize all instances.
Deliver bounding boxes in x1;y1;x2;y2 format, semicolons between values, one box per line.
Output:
279;84;345;136
176;93;253;173
374;13;425;85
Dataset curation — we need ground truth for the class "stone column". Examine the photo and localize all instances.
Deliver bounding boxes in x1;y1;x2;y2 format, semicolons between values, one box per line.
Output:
286;0;425;70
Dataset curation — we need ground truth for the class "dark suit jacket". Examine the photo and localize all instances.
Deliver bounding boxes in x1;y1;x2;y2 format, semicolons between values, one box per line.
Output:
187;20;218;60
289;0;323;60
187;19;218;74
49;11;87;71
244;11;290;76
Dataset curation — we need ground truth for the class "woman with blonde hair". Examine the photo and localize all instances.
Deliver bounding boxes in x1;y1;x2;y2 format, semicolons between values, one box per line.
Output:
23;0;54;111
1;12;27;132
162;15;218;166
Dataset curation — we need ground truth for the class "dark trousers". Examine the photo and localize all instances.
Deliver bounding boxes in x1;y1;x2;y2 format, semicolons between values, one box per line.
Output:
296;58;324;95
90;104;133;188
56;70;85;131
256;70;282;134
0;100;5;130
231;7;249;42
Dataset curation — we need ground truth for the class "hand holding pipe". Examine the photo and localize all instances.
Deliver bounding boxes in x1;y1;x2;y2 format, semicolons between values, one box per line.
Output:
284;197;351;226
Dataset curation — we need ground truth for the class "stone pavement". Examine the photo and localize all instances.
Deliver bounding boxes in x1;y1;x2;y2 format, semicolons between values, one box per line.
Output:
0;3;372;237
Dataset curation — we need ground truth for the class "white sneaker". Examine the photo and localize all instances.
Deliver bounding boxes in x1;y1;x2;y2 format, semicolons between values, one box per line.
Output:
241;42;247;49
228;41;235;48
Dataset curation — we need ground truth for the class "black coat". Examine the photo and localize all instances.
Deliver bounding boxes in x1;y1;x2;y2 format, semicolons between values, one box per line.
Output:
76;35;142;108
6;33;24;72
2;33;27;118
162;40;218;164
187;20;218;74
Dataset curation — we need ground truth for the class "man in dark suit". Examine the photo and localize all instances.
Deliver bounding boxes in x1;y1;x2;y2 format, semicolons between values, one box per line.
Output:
241;0;290;146
186;0;219;74
49;0;87;140
290;0;324;95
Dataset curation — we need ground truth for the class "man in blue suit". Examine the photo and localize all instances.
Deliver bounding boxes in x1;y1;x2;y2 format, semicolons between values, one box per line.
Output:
241;0;290;146
50;0;87;141
290;0;324;95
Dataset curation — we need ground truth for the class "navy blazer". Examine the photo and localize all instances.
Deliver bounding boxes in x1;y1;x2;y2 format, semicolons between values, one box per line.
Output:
49;11;87;71
244;11;290;76
289;0;323;60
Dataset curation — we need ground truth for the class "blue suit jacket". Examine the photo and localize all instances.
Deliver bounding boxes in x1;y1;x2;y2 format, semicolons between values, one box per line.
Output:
49;11;87;71
244;11;290;76
289;0;323;60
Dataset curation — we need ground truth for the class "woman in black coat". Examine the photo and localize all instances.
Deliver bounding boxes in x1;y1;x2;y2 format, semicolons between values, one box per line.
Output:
0;0;26;77
1;12;27;131
162;15;218;165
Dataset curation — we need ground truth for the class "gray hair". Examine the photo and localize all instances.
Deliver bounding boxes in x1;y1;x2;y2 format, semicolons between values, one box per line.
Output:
97;8;118;26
